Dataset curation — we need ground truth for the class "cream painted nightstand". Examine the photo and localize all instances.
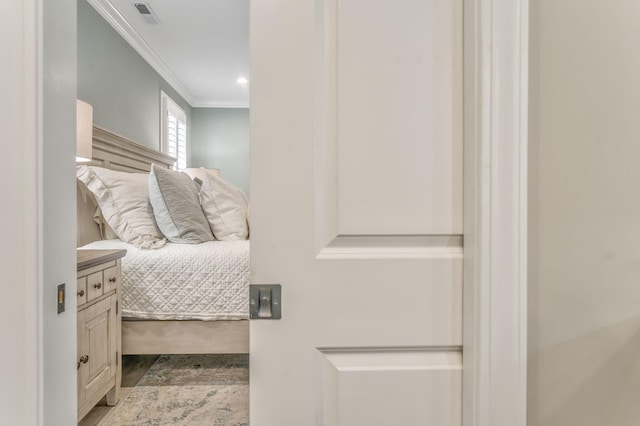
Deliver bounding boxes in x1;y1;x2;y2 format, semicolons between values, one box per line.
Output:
76;249;126;422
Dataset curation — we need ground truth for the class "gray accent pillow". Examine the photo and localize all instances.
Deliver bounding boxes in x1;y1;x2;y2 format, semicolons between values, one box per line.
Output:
148;164;214;243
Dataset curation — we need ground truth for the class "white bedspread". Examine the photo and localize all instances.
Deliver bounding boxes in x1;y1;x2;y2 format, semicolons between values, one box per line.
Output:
81;239;249;320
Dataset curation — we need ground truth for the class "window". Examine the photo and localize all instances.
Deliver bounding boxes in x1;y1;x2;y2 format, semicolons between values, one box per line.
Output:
161;91;187;170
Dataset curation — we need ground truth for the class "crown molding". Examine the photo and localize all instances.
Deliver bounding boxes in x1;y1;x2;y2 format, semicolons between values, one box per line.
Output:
191;100;250;109
87;0;196;106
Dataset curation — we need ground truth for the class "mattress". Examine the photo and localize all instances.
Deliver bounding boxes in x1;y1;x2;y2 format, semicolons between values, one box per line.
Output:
81;239;249;320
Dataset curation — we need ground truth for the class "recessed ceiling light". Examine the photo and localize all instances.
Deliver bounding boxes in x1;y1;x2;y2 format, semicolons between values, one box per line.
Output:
237;77;249;85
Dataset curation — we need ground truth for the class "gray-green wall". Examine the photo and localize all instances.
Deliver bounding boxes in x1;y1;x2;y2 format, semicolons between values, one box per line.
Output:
77;0;191;153
77;0;251;184
191;108;250;195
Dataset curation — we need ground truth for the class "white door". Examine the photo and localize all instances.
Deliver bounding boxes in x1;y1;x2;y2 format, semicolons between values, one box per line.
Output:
250;0;463;424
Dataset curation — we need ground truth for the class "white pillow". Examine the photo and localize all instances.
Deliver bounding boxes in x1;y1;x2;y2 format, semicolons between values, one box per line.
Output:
148;164;214;244
182;167;221;182
200;173;249;241
76;165;166;249
92;207;118;240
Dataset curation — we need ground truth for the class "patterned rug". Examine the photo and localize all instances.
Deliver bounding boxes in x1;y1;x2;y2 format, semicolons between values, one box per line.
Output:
106;354;249;426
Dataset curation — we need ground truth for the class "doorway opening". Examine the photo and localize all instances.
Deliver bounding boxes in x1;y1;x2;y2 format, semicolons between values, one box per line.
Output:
76;0;251;423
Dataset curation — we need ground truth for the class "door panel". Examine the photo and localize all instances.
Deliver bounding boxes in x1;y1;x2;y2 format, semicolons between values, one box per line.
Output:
87;310;109;381
334;0;463;235
250;0;463;424
80;296;116;400
319;349;461;425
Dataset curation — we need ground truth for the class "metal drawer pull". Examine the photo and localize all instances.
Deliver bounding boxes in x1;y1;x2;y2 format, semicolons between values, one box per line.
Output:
77;289;85;297
94;282;102;290
77;355;89;369
108;277;116;283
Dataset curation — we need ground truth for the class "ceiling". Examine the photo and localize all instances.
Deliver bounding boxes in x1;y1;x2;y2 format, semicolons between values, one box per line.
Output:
89;0;249;108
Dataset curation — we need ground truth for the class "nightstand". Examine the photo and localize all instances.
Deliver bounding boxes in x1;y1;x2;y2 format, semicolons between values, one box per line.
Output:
76;249;126;422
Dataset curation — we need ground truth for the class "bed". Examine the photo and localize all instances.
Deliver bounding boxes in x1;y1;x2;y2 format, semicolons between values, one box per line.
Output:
77;125;249;354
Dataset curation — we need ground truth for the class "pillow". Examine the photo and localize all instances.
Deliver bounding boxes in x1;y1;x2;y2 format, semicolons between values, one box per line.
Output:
200;172;249;240
182;167;221;182
148;164;214;244
92;207;118;240
76;166;166;249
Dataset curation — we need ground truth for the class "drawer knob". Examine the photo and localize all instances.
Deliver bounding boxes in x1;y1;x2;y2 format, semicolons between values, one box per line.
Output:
94;283;102;290
109;277;117;283
77;289;85;297
78;355;89;369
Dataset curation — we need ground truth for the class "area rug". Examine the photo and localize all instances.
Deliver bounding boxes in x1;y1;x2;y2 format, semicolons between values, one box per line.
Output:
106;354;249;426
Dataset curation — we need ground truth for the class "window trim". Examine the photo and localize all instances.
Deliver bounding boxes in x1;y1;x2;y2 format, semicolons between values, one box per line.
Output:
160;91;187;170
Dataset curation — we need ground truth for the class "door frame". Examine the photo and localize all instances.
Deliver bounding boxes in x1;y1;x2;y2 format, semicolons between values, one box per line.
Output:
8;0;528;423
3;0;43;424
463;0;528;425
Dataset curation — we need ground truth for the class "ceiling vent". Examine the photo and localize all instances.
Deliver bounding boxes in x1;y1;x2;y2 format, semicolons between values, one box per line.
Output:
133;2;160;25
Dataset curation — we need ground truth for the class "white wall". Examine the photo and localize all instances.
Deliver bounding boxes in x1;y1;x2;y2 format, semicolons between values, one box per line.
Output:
0;0;42;423
529;1;640;425
1;0;78;424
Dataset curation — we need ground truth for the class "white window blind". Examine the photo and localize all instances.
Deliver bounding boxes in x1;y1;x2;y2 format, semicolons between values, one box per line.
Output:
161;91;187;170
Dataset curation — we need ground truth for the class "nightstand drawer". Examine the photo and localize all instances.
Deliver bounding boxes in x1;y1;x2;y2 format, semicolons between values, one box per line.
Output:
86;271;104;302
103;266;118;293
77;277;87;305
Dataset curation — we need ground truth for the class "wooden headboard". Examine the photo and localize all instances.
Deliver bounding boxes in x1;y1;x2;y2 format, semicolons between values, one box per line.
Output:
77;125;175;247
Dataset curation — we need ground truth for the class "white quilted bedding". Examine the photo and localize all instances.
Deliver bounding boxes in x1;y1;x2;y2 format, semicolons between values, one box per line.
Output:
81;239;249;320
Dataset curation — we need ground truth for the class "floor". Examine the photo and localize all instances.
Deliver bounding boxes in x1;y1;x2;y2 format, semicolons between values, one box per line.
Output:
79;354;249;426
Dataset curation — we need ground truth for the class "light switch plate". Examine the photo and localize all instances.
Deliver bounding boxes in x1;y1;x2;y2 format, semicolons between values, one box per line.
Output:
57;283;65;314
